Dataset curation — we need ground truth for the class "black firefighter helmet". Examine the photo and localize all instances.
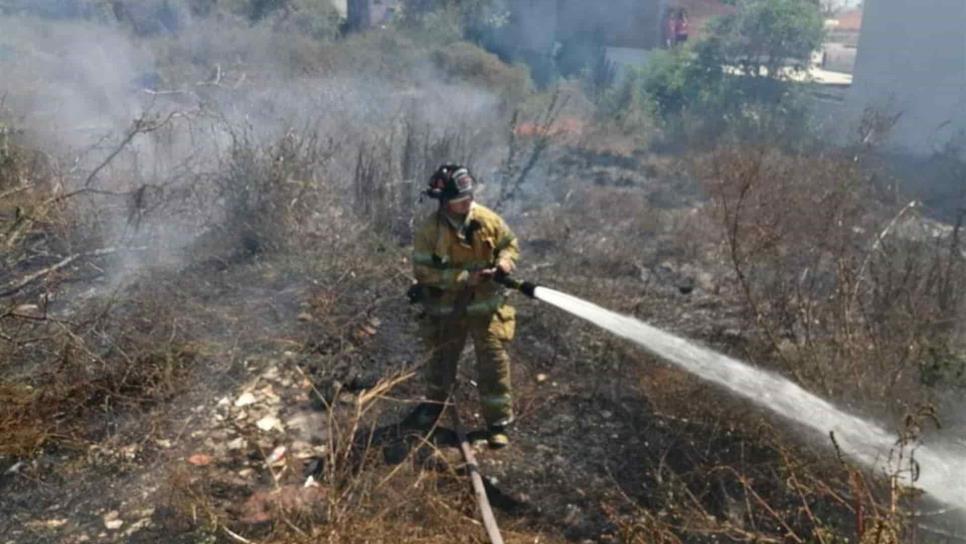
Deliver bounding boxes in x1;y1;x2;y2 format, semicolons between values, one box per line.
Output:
426;164;475;202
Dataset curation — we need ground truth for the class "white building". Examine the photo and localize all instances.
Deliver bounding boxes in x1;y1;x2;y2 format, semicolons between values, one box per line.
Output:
330;0;347;18
847;0;966;155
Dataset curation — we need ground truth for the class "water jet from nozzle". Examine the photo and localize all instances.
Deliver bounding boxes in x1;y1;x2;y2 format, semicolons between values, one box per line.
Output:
529;285;966;513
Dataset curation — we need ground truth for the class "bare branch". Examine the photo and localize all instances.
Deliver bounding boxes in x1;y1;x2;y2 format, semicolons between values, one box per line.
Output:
0;183;31;200
83;111;180;189
0;246;147;298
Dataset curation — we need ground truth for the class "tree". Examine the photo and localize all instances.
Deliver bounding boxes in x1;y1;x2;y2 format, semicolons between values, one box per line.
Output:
707;0;825;79
635;2;822;145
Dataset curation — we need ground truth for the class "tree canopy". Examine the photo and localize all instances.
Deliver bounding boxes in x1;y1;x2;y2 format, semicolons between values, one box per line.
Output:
707;0;826;78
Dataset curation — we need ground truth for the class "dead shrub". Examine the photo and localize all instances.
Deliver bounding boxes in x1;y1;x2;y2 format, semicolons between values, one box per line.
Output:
494;90;569;209
701;145;965;410
0;345;195;456
0;316;196;456
0;118;62;254
209;129;337;255
352;124;481;242
0;120;49;191
0;383;49;457
1;255;201;456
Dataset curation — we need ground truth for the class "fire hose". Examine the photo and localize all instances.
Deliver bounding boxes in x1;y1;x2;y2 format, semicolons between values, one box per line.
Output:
406;269;535;544
406;268;538;304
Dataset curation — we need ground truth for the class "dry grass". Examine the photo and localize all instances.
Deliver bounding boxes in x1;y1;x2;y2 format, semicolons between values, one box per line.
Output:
0;282;199;456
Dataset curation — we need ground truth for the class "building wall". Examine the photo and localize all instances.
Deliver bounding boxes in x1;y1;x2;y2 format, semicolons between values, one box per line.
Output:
330;0;347;18
557;0;662;49
346;0;368;30
847;0;966;154
507;0;559;54
506;0;663;53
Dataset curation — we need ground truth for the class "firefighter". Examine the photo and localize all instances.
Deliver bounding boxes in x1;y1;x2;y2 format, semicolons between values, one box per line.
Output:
404;164;519;449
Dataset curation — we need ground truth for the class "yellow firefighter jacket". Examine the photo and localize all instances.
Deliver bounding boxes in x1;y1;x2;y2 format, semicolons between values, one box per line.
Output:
413;203;519;317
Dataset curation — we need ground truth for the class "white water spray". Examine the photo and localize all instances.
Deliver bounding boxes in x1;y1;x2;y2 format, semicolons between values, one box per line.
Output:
534;287;966;510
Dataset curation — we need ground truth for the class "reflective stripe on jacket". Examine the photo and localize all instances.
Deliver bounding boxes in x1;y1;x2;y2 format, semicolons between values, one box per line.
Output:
412;203;519;316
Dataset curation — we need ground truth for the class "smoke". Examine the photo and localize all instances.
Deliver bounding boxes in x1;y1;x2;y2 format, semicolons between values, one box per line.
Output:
0;11;513;287
0;18;149;147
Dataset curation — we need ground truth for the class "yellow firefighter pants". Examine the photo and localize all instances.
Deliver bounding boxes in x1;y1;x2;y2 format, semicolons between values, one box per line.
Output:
419;305;516;427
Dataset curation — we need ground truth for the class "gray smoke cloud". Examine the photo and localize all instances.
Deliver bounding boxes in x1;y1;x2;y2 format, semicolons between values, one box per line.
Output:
0;12;514;287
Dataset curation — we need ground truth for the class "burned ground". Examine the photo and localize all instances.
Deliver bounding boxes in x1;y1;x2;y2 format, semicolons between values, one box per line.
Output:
2;7;965;544
1;139;950;543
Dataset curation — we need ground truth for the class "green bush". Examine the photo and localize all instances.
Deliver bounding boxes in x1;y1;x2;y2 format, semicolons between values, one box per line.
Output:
593;0;826;146
595;68;651;132
921;345;966;388
641;48;719;120
626;3;820;146
431;41;531;105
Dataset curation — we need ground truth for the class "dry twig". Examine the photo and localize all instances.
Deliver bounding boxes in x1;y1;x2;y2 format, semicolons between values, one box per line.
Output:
0;246;147;298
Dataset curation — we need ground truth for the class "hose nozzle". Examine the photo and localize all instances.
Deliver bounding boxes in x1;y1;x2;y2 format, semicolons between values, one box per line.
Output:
494;270;537;299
